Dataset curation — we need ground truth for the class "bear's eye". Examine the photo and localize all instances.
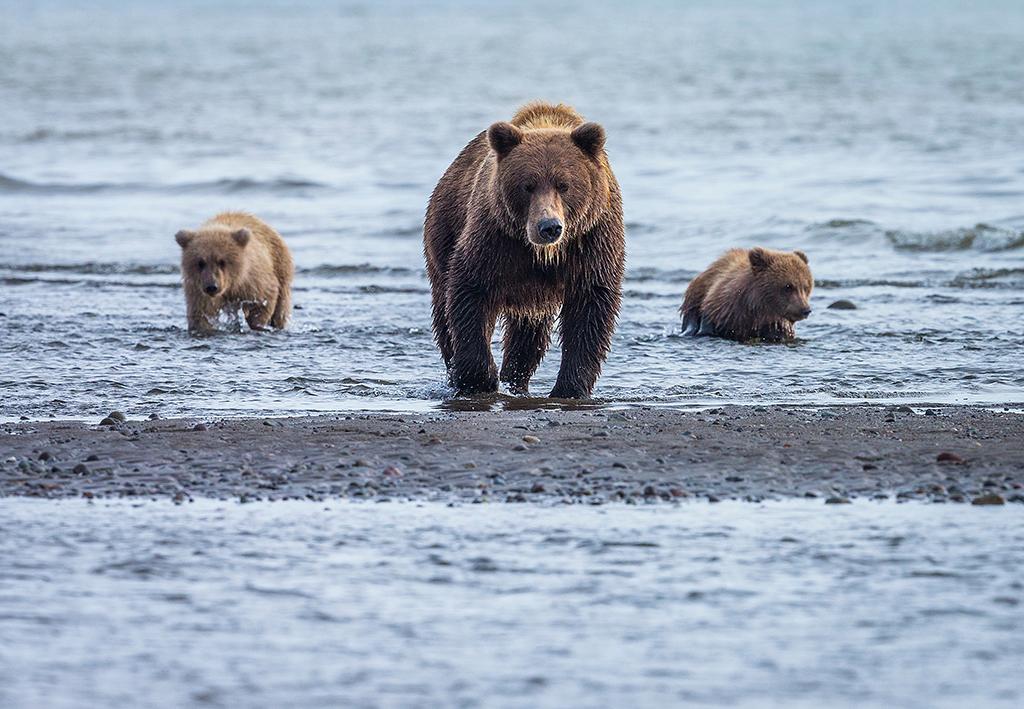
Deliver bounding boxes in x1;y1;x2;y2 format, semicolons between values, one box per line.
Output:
555;181;570;193
523;183;535;194
197;259;206;270
785;283;795;292
218;259;227;269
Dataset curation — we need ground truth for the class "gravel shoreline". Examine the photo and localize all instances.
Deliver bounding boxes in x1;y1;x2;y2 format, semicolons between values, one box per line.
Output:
2;405;1023;504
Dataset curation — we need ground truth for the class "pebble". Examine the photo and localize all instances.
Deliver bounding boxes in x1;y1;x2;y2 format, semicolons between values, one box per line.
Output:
936;452;965;464
522;435;540;444
530;482;546;493
827;299;857;310
108;411;126;423
98;417;116;426
513;443;528;451
192;423;207;431
382;465;403;477
73;463;88;474
825;496;852;504
971;493;1005;506
38;451;52;461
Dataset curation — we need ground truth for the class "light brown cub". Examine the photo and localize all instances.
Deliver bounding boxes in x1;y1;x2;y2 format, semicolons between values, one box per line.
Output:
175;212;294;333
681;247;813;342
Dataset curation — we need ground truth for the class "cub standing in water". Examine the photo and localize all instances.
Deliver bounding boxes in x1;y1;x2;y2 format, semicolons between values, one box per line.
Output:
175;212;294;334
424;102;626;398
681;247;813;342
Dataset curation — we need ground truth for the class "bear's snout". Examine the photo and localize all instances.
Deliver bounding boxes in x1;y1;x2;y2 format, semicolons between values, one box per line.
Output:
536;218;563;244
204;282;220;296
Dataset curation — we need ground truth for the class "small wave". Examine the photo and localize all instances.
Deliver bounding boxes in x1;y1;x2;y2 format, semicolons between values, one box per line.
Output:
626;267;698;284
0;262;178;275
816;269;1024;290
809;219;1024;252
301;264;421;277
0;262;422;279
949;267;1024;288
0;172;329;195
887;224;1024;252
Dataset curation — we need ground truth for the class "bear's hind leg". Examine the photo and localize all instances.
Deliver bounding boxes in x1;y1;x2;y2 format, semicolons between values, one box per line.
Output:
500;314;554;395
431;286;454;369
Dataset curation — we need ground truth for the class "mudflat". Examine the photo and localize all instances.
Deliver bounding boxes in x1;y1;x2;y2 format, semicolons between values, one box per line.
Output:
2;405;1022;504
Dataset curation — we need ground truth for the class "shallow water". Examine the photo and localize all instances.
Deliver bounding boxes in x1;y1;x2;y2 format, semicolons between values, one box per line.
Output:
1;0;1023;419
0;499;1021;708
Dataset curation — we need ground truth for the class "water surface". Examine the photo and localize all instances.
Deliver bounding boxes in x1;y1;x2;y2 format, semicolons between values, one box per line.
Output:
0;499;1021;708
1;0;1023;418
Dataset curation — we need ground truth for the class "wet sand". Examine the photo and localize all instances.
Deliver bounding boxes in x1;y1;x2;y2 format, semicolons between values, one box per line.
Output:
3;405;1022;504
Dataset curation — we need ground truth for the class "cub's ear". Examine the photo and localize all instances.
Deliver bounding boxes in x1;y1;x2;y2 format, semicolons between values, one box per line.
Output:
231;228;251;247
175;230;195;248
571;122;605;158
794;250;808;264
487;121;523;158
749;247;771;272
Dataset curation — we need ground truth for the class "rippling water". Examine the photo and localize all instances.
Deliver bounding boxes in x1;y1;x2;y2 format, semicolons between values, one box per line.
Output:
0;500;1021;708
1;0;1023;418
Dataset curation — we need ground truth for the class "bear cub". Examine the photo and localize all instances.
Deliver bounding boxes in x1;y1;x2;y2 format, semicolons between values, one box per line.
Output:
681;247;813;342
175;212;294;334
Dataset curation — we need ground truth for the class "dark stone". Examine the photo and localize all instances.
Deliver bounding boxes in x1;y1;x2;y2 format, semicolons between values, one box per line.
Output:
827;299;857;310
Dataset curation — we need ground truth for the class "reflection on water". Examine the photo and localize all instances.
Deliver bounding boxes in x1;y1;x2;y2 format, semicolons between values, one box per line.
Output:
0;499;1021;708
1;0;1023;419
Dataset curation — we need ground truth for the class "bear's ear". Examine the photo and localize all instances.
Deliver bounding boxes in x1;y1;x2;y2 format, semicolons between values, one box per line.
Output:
794;250;808;264
175;230;195;248
231;228;251;247
487;121;523;159
571;122;605;158
749;247;772;272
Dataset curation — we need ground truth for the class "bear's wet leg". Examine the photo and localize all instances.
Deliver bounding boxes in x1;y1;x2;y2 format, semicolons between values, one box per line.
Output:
185;296;217;335
681;308;701;336
550;284;620;399
269;289;291;329
446;281;498;396
430;287;454;370
500;314;554;395
243;302;273;331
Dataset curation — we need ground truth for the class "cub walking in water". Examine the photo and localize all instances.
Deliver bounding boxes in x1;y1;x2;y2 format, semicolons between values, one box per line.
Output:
681;247;813;342
175;212;294;334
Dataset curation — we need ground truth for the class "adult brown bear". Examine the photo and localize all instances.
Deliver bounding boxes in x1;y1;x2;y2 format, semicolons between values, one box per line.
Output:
424;102;625;398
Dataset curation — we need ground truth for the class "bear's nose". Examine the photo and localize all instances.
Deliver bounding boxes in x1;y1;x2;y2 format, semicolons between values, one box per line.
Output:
801;307;812;317
537;218;563;244
205;284;219;295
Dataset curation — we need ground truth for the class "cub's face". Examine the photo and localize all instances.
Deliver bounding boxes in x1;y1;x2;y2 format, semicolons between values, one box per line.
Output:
749;248;814;323
487;121;609;251
174;228;250;298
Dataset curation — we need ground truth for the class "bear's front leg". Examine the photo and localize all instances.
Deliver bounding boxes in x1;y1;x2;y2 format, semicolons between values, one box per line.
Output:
446;280;498;396
243;301;273;331
185;298;217;335
550;284;621;399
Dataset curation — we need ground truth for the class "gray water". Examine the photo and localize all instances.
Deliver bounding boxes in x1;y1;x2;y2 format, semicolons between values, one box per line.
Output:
1;0;1022;419
0;500;1021;709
